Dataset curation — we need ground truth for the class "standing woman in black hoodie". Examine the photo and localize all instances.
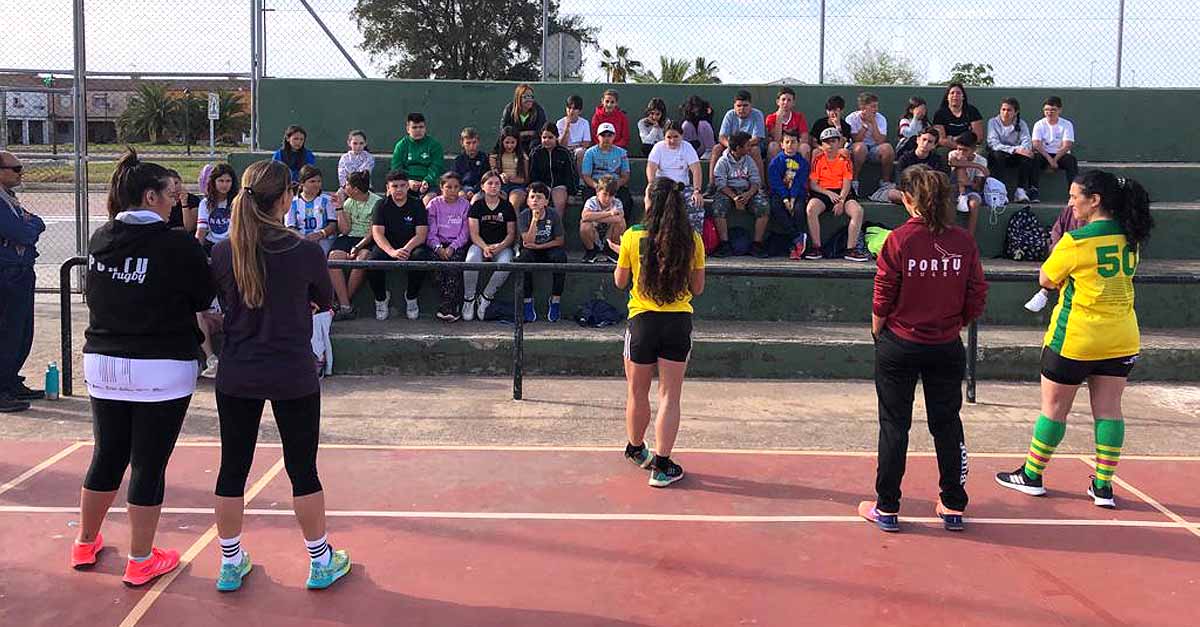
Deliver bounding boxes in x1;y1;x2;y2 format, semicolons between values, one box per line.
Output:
208;159;348;592
72;151;215;586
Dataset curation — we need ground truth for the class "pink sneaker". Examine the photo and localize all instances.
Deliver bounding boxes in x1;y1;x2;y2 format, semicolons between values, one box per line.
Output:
122;547;180;587
70;532;104;569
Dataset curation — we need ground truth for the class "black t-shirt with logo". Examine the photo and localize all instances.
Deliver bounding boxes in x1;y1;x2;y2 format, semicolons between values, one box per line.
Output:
372;195;427;247
468;197;517;245
810;117;853;143
933;104;983;141
897;149;949;174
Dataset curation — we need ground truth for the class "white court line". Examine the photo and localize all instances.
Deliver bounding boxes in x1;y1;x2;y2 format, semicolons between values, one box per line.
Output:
0;442;85;497
1078;457;1200;541
1;504;1195;530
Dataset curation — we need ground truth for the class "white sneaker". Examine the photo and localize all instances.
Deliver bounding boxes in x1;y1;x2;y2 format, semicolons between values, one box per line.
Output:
1014;187;1030;203
462;297;476;321
375;293;390;321
851;180;860;196
476;295;491;321
868;186;892;202
201;355;218;379
405;297;420;320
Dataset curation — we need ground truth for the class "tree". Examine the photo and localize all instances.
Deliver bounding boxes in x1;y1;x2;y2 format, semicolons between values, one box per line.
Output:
353;0;594;80
600;46;642;83
843;44;922;86
945;63;995;87
117;83;177;144
633;56;722;84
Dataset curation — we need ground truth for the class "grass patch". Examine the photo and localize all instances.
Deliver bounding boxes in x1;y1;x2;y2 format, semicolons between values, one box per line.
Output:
15;142;240;155
22;160;213;184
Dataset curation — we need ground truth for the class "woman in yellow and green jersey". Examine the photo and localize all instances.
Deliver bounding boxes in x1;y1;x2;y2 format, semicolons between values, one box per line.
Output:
614;177;706;488
997;170;1154;509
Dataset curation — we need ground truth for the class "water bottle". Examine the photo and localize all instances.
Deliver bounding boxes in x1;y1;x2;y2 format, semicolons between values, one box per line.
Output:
44;362;60;400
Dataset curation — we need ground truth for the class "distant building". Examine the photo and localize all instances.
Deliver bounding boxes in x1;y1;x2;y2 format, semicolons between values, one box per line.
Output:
0;73;249;146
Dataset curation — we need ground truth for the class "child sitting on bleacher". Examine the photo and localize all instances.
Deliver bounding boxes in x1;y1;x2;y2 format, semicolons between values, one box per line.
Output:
390;112;444;205
286;165;338;255
1030;96;1079;204
805;127;869;262
453;127;489;201
580;175;626;264
516;183;567;323
712;132;770;258
463;171;518;321
948;131;988;236
426;172;472;322
337;130;374;187
557;94;592;170
767;130;811;260
529;123;578;219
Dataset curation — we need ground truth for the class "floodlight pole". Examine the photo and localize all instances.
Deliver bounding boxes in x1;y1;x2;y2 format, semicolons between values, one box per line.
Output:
1115;0;1126;87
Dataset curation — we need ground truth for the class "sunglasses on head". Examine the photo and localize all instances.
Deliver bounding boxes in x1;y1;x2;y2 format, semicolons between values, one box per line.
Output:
0;165;22;173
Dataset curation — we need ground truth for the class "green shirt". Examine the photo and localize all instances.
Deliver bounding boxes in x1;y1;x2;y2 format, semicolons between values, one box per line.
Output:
390;135;445;188
344;192;382;238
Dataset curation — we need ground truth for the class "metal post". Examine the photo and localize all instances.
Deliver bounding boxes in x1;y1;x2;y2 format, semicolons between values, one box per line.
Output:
512;271;525;400
966;321;978;404
541;0;549;82
296;0;367;78
1115;0;1126;87
1;89;7;148
184;89;191;154
72;0;89;292
60;260;76;397
559;37;564;82
818;0;826;84
250;0;260;150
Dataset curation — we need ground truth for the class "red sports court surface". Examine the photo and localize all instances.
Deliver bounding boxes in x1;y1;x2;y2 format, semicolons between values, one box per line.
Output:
1;441;1198;626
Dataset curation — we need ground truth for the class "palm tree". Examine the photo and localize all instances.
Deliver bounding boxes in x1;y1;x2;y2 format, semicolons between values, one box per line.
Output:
214;91;251;143
688;57;721;84
117;83;177;144
599;46;642;83
633;56;692;84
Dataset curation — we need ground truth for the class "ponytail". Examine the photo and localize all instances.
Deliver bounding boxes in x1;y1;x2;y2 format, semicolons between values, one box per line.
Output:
640;177;695;305
229;160;295;309
897;165;954;234
106;148;171;218
1074;170;1154;251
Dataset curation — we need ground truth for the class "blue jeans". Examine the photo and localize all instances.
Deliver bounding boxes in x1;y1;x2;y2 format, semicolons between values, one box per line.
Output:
0;264;36;391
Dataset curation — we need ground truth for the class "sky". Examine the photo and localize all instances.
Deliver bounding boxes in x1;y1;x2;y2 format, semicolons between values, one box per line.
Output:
1;0;1196;88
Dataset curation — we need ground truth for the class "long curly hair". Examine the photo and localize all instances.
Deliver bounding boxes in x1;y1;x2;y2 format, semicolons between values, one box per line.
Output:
638;177;696;305
1074;170;1154;251
898;165;955;234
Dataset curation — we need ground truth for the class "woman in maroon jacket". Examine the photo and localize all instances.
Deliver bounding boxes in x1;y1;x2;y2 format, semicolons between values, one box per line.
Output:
859;164;988;533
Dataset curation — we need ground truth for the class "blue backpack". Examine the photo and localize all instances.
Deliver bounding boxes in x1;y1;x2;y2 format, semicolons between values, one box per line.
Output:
574;299;623;328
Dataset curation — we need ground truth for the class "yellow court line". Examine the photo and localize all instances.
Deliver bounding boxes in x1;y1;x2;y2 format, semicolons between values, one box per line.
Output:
1077;457;1200;541
0;442;86;497
0;504;1195;530
117;456;287;627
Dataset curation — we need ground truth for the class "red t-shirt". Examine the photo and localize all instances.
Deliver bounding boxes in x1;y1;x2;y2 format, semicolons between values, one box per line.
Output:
765;111;809;139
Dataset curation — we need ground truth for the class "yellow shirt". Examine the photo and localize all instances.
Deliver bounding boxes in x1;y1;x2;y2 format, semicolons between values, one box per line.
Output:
1042;219;1140;360
618;225;705;318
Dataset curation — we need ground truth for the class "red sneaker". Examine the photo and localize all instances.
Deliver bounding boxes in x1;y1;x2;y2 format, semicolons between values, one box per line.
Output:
122;547;180;587
71;532;104;569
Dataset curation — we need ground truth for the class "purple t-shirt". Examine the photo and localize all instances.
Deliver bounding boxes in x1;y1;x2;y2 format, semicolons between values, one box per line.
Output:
211;235;334;400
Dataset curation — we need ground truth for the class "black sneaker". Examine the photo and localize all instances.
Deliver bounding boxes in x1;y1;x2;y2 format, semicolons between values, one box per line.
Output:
712;241;733;258
624;443;653;469
751;241;768;259
582;248;598;263
9;382;45;401
0;392;31;413
648;457;684;487
605;247;620;263
333;305;357;322
843;247;870;262
995;466;1047;496
1087;476;1117;509
1028;187;1041;204
802;247;824;261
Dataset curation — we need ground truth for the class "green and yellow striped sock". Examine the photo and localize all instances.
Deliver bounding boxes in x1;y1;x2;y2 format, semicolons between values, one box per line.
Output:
1094;418;1125;488
1024;415;1067;480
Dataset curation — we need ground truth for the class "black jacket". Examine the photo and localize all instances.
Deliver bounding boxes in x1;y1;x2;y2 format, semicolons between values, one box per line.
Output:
529;145;578;195
499;102;548;154
83;212;215;360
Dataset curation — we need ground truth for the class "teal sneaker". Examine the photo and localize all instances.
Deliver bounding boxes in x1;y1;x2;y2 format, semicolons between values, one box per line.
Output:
624;443;653;469
216;551;252;592
648;458;685;487
306;549;351;590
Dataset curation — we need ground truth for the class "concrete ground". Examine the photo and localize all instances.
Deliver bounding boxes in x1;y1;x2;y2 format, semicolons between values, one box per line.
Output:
10;296;1200;455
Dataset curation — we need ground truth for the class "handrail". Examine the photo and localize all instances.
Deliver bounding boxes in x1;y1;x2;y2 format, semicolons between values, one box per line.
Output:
58;256;1200;401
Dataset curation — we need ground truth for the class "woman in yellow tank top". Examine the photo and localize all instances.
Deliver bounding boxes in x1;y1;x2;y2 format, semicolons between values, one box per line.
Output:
997;170;1154;509
614;177;706;487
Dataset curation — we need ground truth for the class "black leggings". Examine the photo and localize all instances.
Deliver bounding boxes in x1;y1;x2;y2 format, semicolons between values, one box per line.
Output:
367;245;430;302
516;248;567;298
84;396;190;507
215;390;323;498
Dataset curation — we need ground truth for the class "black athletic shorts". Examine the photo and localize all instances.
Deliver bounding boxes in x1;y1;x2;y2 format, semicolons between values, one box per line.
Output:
624;311;693;365
1040;347;1138;386
813;190;859;213
330;235;360;255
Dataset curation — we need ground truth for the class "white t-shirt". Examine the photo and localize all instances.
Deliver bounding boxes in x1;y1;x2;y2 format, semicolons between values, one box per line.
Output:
583;195;624;216
197;198;232;244
556;116;591;147
647;140;700;185
949;150;989;183
845;111;889;147
1032;117;1075;155
84;354;198;402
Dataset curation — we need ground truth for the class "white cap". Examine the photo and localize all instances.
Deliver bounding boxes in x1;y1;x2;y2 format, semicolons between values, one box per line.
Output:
597;122;616;135
819;126;843;142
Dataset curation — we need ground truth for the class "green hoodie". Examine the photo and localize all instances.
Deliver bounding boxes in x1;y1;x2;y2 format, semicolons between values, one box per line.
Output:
390;135;444;189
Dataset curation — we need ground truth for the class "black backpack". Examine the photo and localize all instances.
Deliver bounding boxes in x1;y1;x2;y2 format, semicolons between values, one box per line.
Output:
1003;206;1050;261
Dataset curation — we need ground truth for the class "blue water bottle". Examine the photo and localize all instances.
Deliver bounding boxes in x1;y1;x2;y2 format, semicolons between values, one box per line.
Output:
45;362;60;400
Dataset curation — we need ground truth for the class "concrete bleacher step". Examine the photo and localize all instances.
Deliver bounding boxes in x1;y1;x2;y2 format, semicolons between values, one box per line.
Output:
229;152;1200;204
366;258;1200;329
328;319;1200;382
